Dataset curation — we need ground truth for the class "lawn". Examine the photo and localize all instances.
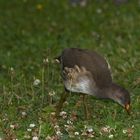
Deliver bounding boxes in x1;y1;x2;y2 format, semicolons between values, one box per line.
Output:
0;0;140;139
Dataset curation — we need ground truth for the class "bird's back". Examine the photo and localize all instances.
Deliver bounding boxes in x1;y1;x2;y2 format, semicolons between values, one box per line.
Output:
59;48;112;89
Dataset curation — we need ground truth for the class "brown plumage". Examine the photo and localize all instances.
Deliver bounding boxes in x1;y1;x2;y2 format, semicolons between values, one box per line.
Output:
56;48;130;115
60;48;112;88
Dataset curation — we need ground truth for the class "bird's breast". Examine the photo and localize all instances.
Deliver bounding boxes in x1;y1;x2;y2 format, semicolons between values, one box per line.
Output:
64;77;95;95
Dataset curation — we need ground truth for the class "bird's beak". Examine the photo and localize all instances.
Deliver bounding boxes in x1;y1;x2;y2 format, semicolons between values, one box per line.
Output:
125;104;130;114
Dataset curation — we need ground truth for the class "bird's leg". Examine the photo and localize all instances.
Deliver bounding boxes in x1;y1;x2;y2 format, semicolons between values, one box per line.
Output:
55;89;69;117
82;95;90;120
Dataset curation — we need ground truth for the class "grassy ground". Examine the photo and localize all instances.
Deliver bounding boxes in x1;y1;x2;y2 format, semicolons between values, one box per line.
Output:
0;0;140;139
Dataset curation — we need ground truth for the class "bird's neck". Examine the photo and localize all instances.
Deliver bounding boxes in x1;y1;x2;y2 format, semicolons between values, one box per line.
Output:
95;88;111;99
95;83;118;100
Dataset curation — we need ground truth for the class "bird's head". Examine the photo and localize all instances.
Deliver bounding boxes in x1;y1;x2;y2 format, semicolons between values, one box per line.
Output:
109;83;131;114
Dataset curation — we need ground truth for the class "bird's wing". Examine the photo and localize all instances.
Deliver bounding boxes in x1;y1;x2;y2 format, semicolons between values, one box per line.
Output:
61;48;112;88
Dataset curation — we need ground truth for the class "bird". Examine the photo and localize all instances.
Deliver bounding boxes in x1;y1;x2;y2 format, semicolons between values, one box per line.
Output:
55;48;130;117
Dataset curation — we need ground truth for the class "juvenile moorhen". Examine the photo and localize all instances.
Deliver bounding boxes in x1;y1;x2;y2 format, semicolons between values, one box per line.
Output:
55;48;130;117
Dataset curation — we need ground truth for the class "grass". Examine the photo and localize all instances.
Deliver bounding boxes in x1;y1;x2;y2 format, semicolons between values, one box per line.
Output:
0;0;140;139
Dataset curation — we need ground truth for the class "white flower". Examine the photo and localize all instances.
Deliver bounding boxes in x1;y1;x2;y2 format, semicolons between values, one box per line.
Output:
123;129;127;134
33;79;41;86
108;134;114;139
10;124;15;129
132;125;134;128
49;91;55;96
56;131;62;136
43;58;49;64
10;67;14;71
24;135;31;139
87;128;93;133
85;126;94;133
74;132;79;135
50;112;55;116
60;111;66;115
96;8;102;14
32;136;39;140
27;128;32;132
59;111;67;118
67;120;73;124
29;123;35;128
21;111;27;116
